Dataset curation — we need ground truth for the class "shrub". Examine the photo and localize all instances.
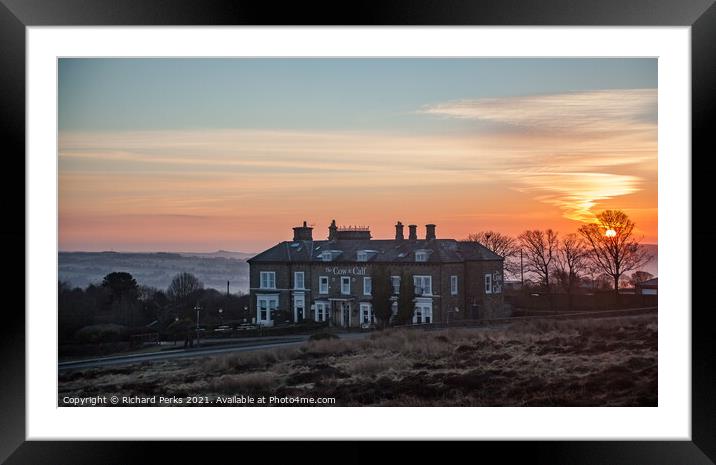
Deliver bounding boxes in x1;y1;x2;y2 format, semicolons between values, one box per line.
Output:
74;324;130;343
309;332;339;341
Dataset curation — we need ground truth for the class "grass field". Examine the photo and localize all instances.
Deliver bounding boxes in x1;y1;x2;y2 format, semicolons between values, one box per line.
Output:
58;314;657;406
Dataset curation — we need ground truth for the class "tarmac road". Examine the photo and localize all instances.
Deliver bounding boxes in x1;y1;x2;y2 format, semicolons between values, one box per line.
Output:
58;332;371;372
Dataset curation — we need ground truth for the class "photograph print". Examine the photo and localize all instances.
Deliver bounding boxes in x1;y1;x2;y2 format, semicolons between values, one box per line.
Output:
57;58;658;407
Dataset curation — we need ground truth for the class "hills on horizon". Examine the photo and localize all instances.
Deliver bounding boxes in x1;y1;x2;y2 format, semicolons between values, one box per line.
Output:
59;251;252;294
58;249;258;259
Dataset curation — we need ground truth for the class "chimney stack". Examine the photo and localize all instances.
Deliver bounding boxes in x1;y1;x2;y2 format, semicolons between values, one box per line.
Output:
395;221;404;240
292;220;313;241
408;224;418;241
328;219;338;241
426;224;436;240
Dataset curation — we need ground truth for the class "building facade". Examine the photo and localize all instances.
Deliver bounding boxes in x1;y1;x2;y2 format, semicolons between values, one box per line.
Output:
248;220;504;328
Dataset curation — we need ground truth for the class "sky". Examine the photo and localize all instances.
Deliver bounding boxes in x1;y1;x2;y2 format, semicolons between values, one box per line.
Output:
58;58;657;252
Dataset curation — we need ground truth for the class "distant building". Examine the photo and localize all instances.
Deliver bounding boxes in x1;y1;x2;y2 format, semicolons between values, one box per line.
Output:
247;220;504;328
636;277;658;296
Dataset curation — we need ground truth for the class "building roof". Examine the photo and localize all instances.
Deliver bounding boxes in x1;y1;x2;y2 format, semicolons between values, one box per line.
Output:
248;239;503;264
636;277;658;288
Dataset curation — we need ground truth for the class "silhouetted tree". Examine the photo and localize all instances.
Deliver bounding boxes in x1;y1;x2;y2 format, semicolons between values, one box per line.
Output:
167;272;204;304
553;233;589;311
518;230;559;291
519;229;559;310
101;272;139;303
101;272;139;325
578;210;651;301
466;231;520;279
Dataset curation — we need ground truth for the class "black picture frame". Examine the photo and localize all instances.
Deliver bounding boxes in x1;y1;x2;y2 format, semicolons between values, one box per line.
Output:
2;0;714;463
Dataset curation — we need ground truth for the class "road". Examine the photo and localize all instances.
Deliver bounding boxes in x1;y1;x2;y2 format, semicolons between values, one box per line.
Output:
58;332;371;371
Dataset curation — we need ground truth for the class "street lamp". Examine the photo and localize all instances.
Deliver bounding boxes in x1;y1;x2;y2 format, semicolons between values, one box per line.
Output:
218;308;223;326
193;303;202;347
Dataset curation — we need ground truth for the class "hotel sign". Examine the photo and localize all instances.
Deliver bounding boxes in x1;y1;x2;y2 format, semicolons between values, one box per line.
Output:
325;266;367;276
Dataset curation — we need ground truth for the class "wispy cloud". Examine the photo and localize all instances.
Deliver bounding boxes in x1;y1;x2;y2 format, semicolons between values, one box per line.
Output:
421;89;656;135
421;89;657;222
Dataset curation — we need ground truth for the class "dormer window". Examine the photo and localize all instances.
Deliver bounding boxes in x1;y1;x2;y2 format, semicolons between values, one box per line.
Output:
357;251;368;262
415;251;428;262
320;250;342;262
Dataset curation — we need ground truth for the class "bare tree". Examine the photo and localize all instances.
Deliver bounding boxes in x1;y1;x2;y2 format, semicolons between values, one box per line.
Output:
465;231;520;279
553;233;589;310
518;229;559;296
578;210;651;300
167;272;204;304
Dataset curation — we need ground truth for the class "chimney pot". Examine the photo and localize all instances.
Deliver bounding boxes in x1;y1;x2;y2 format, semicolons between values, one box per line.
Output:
328;219;338;241
426;224;436;240
408;224;418;241
395;221;404;241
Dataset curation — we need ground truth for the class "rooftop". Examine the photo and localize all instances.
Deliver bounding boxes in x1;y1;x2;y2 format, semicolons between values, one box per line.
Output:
248;238;503;263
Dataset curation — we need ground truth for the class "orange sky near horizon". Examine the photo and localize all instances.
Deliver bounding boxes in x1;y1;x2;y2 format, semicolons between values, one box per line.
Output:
59;115;657;252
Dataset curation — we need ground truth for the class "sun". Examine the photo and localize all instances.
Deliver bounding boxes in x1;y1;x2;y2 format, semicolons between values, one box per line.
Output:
605;229;617;237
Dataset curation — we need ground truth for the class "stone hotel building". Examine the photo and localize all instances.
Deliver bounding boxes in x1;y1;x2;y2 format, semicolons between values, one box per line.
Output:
248;220;504;328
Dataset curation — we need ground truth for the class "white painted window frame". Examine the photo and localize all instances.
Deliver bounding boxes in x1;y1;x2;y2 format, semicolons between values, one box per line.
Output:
257;294;279;323
319;276;329;294
413;299;433;324
413;275;433;296
391;275;400;294
294;271;304;289
485;274;493;294
451;275;458;295
314;301;329;322
360;302;373;325
260;271;276;289
363;276;372;295
341;276;351;295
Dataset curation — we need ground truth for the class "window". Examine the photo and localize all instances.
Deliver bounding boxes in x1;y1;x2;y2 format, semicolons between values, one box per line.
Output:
315;302;328;322
485;274;493;294
413;301;433;324
413;275;432;295
357;251;368;262
451;275;458;295
363;277;372;295
322;252;332;262
294;271;304;289
319;276;329;294
360;303;374;325
341;276;351;295
391;276;400;294
260;271;276;289
415;251;428;262
257;295;278;324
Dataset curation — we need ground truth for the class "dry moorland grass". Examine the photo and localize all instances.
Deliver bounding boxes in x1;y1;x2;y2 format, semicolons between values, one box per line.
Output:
58;314;657;406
